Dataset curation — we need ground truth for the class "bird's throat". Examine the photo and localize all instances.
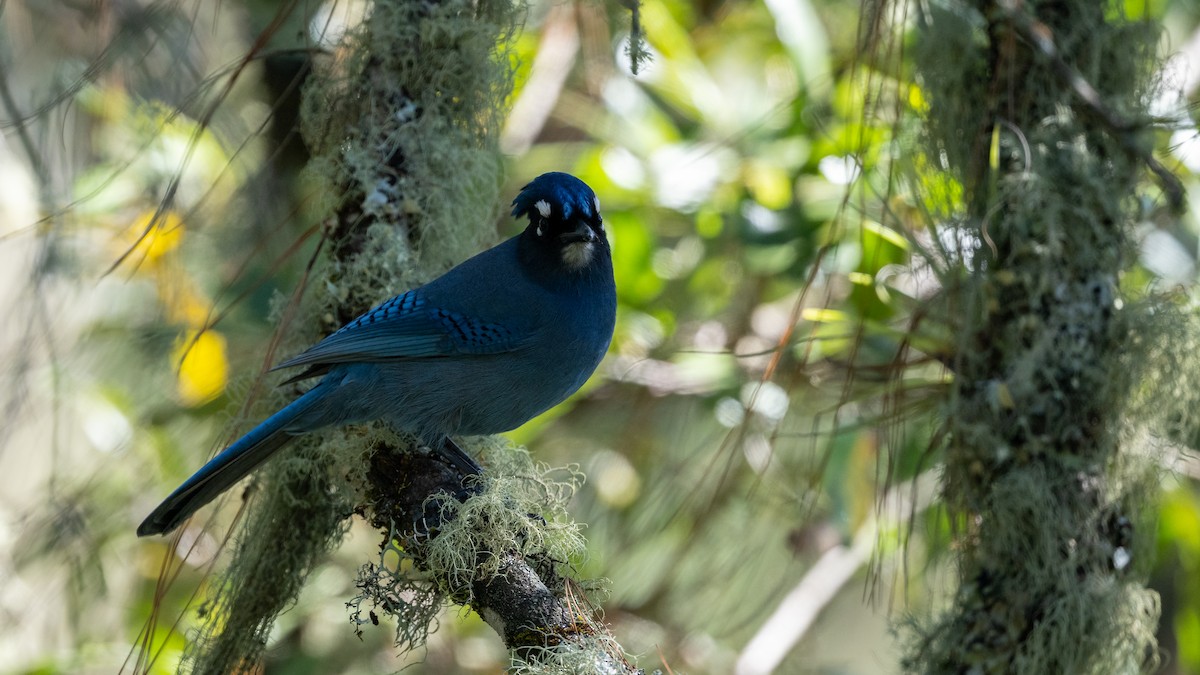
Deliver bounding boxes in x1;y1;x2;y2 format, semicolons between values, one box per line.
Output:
561;241;595;270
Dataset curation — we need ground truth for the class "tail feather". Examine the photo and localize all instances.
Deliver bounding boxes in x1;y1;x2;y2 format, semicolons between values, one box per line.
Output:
137;386;325;537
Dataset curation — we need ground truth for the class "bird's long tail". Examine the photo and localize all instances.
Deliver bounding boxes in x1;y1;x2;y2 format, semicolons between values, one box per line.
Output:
136;383;327;537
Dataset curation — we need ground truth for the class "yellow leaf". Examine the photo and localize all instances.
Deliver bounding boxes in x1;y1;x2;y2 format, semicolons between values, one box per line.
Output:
745;162;793;210
174;330;228;406
129;209;185;263
801;307;849;323
908;83;928;113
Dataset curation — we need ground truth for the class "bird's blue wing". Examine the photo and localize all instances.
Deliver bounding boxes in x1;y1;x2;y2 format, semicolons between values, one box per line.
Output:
272;289;527;371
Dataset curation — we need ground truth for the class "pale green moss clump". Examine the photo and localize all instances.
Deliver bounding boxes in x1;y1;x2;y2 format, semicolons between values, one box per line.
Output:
425;440;588;589
350;438;593;654
509;641;640;675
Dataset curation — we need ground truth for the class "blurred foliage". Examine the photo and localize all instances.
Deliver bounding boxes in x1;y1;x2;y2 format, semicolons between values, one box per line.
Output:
0;0;1199;673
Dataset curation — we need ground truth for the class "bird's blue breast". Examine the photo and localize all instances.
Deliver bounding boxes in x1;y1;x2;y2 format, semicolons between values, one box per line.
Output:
368;235;615;437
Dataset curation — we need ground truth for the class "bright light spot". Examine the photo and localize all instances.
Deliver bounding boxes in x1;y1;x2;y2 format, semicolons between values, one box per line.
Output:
751;302;792;341
650;145;729;211
692;321;727;351
601;146;647;189
1152;49;1199;121
1139;226;1195;283
1113;547;1131;571
615;33;661;79
741;381;789;423
602;77;648;119
651;236;704;279
742;202;786;234
310;0;369;48
0;143;37;236
734;335;774;372
742;433;774;473
82;400;132;454
591;450;641;508
817;155;860;185
175;527;219;567
820;241;862;274
1171;129;1200;173
148;133;191;179
622;311;665;355
715;397;745;428
937;225;981;266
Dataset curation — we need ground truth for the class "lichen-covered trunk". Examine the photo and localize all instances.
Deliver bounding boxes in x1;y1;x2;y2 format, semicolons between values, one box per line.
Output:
186;1;513;671
906;1;1163;672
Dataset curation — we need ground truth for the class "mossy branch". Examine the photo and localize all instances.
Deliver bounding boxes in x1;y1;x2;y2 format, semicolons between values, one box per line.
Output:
357;444;640;673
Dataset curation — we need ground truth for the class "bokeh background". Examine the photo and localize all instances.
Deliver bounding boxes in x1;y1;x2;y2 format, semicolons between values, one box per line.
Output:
2;0;1200;672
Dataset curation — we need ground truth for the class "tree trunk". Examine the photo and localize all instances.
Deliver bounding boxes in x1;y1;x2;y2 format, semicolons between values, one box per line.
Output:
904;1;1167;672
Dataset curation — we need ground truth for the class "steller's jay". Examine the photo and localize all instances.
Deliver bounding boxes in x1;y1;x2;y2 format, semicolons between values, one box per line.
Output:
138;172;616;537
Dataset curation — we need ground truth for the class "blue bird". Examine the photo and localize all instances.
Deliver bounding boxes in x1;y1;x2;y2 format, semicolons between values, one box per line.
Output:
138;172;616;537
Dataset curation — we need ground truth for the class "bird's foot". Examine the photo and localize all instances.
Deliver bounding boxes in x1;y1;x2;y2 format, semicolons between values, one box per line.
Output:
437;436;484;477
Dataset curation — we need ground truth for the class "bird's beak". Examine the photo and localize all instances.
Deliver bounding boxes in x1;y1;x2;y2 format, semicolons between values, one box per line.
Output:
558;222;596;244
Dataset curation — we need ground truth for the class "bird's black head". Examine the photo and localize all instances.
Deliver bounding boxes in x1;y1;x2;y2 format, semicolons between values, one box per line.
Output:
512;172;607;272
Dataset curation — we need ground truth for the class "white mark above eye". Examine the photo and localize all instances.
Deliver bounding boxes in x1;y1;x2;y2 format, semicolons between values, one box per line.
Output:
593;195;601;215
535;199;551;218
536;222;544;237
